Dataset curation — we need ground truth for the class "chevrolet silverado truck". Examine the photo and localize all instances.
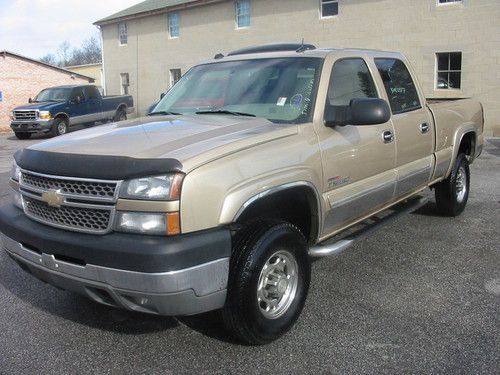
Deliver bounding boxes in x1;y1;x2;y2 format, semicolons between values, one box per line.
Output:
0;44;484;345
10;84;133;139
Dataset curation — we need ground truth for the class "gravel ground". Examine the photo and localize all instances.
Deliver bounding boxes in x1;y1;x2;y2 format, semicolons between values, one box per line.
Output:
0;131;499;374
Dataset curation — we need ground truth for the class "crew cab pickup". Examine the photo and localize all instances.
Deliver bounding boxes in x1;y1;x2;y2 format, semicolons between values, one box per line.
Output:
0;44;484;345
10;84;133;139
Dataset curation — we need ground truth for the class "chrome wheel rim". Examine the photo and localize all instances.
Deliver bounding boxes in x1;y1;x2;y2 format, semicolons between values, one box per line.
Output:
257;250;299;319
57;122;67;135
455;165;467;203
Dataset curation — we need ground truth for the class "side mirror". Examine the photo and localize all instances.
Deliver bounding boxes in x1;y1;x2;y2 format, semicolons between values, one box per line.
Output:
28;97;32;103
160;92;165;100
324;98;391;127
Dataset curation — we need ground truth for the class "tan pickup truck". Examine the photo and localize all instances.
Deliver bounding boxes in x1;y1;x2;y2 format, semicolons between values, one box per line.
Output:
1;44;484;344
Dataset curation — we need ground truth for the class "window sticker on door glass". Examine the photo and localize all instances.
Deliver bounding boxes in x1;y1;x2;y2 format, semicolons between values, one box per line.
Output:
390;87;406;94
290;94;303;109
277;97;287;106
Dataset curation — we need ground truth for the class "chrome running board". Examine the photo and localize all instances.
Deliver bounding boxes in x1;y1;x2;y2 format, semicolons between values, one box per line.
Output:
309;196;429;258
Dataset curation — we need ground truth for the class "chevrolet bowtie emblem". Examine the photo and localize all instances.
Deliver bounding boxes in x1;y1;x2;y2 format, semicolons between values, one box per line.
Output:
41;190;64;208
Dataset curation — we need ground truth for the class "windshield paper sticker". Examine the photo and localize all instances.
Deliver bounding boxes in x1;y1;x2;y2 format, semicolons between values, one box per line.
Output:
277;97;287;106
290;94;303;109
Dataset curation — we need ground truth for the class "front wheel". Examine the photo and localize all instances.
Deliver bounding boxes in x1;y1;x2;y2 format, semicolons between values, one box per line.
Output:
51;117;68;137
222;221;311;345
434;153;470;216
15;132;31;140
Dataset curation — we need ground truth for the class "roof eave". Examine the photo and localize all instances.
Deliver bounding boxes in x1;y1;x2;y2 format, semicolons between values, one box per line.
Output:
94;0;224;26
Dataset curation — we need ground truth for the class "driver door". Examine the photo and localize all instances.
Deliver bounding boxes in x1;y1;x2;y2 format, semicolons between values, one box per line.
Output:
314;57;397;236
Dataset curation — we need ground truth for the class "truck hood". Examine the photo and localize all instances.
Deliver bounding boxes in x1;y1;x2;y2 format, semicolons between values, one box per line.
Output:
29;115;298;171
14;102;63;111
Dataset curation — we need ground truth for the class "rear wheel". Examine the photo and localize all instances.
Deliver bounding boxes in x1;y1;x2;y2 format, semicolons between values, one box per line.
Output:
51;117;68;137
435;153;470;216
114;108;127;122
14;132;31;140
222;220;311;345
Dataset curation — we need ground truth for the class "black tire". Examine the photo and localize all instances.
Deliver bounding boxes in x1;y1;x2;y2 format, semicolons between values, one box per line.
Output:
222;220;311;345
14;132;31;140
51;117;68;137
114;108;127;122
435;153;470;216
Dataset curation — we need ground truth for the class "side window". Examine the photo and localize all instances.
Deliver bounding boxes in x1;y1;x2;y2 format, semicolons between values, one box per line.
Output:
326;58;378;107
71;88;85;102
83;86;99;100
374;58;421;114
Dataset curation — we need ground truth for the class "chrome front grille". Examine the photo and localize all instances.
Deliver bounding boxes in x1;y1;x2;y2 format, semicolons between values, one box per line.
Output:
19;170;120;234
21;171;117;200
24;197;112;233
14;110;37;121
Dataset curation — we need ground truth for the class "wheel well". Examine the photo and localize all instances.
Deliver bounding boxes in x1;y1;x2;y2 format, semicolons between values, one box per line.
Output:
236;186;319;244
54;114;69;124
458;132;475;158
117;104;127;113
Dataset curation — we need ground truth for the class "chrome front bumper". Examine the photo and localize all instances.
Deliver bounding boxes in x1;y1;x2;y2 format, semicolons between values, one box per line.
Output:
1;232;228;316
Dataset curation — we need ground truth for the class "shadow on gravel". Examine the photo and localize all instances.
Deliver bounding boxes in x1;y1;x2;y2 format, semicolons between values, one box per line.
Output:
411;201;444;217
178;311;241;345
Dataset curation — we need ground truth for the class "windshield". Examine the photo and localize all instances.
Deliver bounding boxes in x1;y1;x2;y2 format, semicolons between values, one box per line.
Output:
152;57;323;123
34;87;72;102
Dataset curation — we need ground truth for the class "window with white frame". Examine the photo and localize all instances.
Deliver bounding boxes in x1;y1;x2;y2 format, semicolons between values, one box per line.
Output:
320;0;339;18
168;13;179;38
235;0;251;28
169;69;182;88
437;0;462;4
118;23;127;45
120;73;129;94
436;52;462;89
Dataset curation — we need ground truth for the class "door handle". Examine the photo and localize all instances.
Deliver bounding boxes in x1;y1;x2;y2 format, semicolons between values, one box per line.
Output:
420;122;429;134
382;130;394;143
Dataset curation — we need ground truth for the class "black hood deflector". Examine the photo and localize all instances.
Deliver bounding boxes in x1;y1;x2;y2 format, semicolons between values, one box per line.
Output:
14;148;183;180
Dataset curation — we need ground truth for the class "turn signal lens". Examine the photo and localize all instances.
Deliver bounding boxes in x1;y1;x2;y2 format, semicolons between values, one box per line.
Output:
166;212;180;235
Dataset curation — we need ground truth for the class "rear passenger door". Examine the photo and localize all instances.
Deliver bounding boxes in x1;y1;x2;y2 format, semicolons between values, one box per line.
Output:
82;86;102;123
316;57;397;235
374;58;434;197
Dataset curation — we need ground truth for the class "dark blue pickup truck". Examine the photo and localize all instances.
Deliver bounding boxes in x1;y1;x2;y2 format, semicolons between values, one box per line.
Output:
10;85;133;139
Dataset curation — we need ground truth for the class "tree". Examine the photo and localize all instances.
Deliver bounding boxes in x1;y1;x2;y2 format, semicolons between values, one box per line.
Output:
39;35;102;67
40;53;57;66
57;41;71;66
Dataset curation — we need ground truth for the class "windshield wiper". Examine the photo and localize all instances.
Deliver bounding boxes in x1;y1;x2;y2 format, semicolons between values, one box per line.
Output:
195;110;256;117
148;111;183;116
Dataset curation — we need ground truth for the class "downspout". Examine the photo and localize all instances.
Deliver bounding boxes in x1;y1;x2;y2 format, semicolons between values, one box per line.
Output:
97;25;106;95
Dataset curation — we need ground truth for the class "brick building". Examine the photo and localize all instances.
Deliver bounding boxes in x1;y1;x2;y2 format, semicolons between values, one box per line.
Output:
95;0;500;135
0;51;94;131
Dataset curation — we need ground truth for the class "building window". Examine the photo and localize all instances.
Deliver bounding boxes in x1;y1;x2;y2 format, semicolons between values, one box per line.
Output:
436;52;462;89
320;0;339;18
169;69;182;88
235;0;251;28
437;0;462;4
118;23;127;45
120;73;129;95
168;13;179;38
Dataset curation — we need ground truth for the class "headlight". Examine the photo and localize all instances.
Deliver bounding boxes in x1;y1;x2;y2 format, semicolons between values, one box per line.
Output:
119;173;184;200
10;162;20;181
38;111;52;120
10;111;15;120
